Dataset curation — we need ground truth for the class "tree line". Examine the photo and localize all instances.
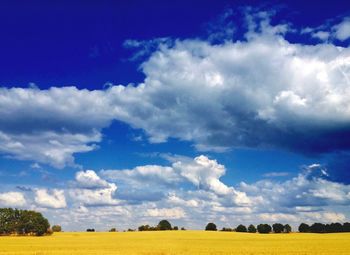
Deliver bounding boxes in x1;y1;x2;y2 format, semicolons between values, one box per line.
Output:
138;220;185;231
298;222;350;233
205;222;291;233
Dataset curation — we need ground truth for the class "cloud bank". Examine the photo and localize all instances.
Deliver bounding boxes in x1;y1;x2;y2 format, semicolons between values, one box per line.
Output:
1;12;350;168
2;155;349;230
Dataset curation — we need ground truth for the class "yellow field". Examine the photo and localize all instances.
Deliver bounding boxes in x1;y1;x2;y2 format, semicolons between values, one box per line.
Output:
0;231;349;255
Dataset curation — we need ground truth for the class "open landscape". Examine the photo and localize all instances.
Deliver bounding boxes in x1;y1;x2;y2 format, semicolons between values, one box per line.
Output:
1;1;350;254
1;231;350;255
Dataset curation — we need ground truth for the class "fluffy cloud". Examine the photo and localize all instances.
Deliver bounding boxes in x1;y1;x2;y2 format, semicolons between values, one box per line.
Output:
75;170;111;189
34;189;66;209
240;164;350;212
1;13;350;168
0;156;346;230
69;170;120;206
333;18;350;41
0;87;109;168
0;191;26;207
145;207;186;219
101;155;252;206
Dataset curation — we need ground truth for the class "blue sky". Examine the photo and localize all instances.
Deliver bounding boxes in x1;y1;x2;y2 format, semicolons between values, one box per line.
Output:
1;0;350;231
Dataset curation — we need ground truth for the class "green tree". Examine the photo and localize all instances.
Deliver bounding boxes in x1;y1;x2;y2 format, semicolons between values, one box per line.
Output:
272;223;284;233
0;208;50;236
157;220;172;230
205;222;217;231
343;222;350;232
310;223;326;233
236;224;247;232
257;224;272;234
52;225;62;232
173;226;178;230
109;227;117;232
284;224;292;233
298;223;310;233
248;224;256;233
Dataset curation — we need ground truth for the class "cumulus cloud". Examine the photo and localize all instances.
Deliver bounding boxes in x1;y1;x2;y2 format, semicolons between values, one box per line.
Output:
1;12;350;168
0;191;26;207
240;164;350;212
70;170;120;206
333;18;350;41
145;207;186;219
101;155;252;206
75;170;111;189
0;87;108;168
34;189;67;208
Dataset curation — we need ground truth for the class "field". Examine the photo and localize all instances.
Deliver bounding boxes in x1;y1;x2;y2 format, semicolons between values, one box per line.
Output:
0;231;349;255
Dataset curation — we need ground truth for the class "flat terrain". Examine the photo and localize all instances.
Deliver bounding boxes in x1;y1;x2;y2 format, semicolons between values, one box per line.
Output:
0;231;349;255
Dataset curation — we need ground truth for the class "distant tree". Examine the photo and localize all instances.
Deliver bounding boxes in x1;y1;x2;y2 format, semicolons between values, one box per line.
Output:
257;224;272;234
343;222;350;232
127;228;135;232
298;223;310;233
328;223;342;233
157;220;172;230
109;228;117;232
221;227;233;232
205;222;217;231
236;224;247;232
86;228;95;232
310;223;326;233
284;224;292;233
181;227;186;230
173;226;178;230
272;223;284;233
248;224;256;233
52;225;62;232
138;225;149;231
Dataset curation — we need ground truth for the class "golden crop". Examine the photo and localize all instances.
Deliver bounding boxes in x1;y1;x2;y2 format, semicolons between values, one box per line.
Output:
0;231;349;255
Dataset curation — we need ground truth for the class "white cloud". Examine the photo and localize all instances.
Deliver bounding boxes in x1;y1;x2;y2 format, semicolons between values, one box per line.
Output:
70;170;120;206
0;87;109;168
1;14;350;168
263;172;289;177
145;207;186;219
322;212;346;222
0;191;26;207
101;155;252;206
333;19;350;41
76;170;110;189
34;189;66;208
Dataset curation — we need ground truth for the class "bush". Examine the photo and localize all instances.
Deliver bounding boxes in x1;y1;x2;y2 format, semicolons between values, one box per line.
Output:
205;222;217;231
248;224;256;233
86;228;95;232
236;224;247;232
221;227;233;232
173;226;178;230
109;228;117;232
181;227;186;230
52;225;62;232
257;224;272;234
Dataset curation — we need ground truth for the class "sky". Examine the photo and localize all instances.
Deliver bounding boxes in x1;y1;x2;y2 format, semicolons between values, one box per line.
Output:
1;0;350;231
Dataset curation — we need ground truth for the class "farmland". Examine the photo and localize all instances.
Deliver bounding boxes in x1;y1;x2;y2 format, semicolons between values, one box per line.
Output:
0;231;349;255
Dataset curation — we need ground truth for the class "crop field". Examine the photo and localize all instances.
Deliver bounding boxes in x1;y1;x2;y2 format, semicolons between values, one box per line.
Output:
0;231;349;255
